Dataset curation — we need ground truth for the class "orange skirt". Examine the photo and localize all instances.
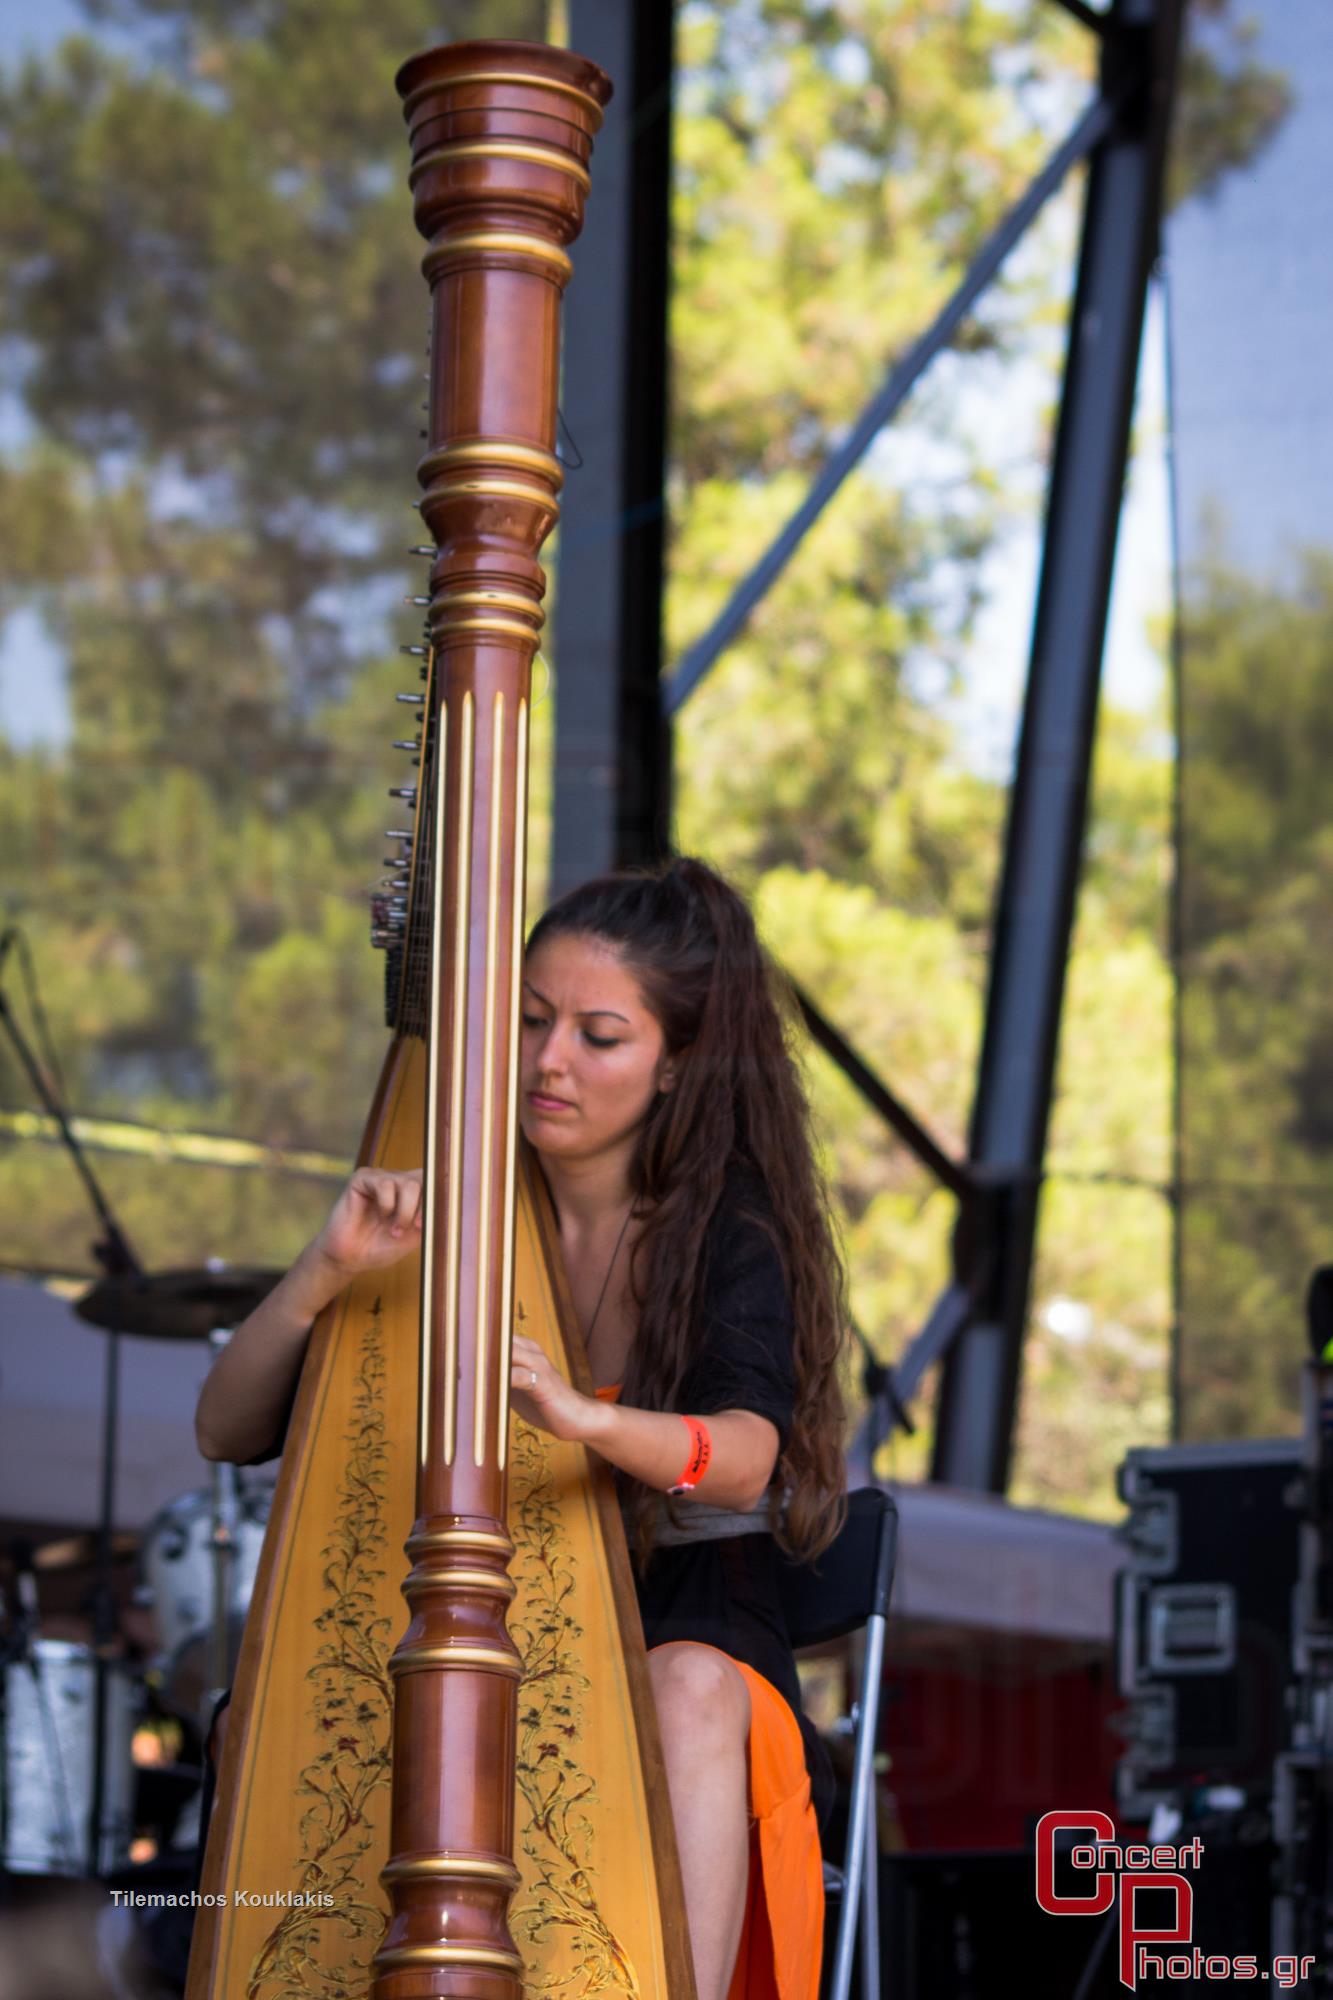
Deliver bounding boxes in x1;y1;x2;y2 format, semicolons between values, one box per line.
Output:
716;1648;825;2000
594;1385;824;1995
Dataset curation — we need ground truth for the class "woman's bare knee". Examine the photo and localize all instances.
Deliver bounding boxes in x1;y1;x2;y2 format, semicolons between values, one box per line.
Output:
647;1642;750;1743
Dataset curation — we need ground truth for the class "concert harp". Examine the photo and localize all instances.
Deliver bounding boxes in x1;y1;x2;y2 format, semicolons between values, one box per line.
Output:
185;39;697;2000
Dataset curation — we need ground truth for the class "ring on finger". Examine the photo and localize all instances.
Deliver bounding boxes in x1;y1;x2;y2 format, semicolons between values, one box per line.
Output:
529;1368;538;1388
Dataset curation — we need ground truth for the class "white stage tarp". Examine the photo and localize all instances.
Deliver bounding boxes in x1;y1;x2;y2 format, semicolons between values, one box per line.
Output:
880;1479;1121;1646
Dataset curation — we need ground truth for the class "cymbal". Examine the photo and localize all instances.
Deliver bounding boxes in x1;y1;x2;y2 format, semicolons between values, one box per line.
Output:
28;1528;140;1573
74;1266;284;1342
0;1530;140;1576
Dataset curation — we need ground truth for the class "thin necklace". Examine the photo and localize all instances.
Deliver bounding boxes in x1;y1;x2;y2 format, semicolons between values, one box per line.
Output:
586;1200;636;1343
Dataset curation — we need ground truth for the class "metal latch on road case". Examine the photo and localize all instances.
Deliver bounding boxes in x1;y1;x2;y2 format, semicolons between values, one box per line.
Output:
1147;1583;1236;1675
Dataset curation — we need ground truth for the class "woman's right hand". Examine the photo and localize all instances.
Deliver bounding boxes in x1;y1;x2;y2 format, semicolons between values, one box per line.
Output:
310;1167;424;1278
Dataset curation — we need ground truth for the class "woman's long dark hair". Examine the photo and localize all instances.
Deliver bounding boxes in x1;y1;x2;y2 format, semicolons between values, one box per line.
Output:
526;855;848;1570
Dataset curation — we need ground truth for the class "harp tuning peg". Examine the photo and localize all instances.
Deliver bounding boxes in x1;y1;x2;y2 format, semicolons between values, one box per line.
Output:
395;692;424;705
388;786;418;803
368;893;406;947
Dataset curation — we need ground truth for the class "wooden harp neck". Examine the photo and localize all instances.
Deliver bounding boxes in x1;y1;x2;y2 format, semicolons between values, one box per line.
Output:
372;39;612;1998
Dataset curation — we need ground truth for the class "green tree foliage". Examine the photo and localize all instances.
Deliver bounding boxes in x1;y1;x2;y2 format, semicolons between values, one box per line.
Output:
0;0;551;1202
1174;549;1333;1441
668;1;1147;1510
664;0;1285;1513
0;0;1294;1519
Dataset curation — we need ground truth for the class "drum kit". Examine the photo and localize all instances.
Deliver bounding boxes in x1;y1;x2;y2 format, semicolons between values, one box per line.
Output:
0;1266;282;1886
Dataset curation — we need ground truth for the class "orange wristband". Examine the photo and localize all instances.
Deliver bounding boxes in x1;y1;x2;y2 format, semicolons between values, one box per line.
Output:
667;1415;712;1495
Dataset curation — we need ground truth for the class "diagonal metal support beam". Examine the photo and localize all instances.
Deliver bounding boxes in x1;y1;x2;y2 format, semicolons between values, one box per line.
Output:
791;981;976;1203
663;90;1117;716
932;0;1186;1492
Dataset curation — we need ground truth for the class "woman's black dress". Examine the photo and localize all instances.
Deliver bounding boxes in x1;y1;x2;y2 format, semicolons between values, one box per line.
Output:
242;1172;836;1837
631;1176;836;1837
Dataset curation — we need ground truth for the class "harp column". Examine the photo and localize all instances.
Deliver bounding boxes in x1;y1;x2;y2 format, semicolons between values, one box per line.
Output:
375;42;611;1999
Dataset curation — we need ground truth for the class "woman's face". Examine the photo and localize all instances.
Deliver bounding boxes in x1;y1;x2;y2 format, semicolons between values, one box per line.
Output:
518;932;673;1164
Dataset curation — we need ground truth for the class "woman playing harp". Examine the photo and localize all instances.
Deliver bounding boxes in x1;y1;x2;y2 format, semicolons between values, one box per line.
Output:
198;854;849;2000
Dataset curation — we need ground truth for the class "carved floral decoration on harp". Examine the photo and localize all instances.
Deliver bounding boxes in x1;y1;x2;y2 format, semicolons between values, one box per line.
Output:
245;1294;639;1999
247;1299;394;2000
508;1333;641;1995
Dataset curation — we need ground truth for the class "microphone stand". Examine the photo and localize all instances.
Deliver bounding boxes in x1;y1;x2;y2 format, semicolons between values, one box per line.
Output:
0;958;141;1876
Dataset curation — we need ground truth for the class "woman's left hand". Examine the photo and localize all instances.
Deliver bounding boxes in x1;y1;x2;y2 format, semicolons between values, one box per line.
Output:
510;1332;598;1443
